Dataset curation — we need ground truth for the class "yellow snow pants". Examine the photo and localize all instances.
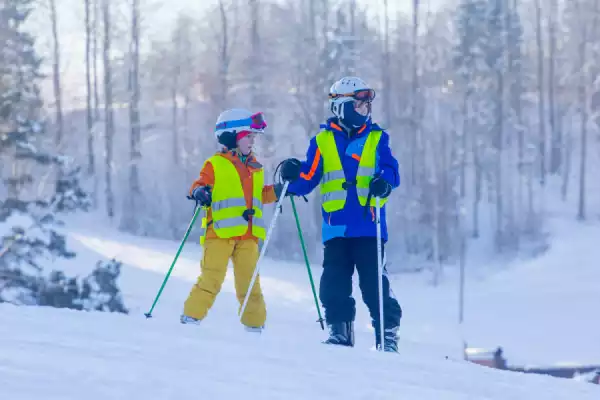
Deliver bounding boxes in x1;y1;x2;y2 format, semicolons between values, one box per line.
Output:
183;238;266;328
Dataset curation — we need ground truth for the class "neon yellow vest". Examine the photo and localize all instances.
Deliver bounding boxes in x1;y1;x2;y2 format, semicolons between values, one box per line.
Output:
316;129;388;212
199;155;266;244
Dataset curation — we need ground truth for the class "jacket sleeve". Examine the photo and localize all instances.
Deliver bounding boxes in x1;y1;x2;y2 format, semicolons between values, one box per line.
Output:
189;161;215;195
262;185;278;205
377;132;400;189
287;137;323;196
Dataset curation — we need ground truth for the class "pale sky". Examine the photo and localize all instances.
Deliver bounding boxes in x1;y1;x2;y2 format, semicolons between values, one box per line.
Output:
29;0;446;108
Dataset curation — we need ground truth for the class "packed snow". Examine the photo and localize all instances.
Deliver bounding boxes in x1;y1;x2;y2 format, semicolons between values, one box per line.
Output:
1;212;599;399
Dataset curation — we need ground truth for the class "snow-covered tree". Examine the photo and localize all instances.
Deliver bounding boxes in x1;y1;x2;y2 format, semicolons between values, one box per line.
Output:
0;0;127;313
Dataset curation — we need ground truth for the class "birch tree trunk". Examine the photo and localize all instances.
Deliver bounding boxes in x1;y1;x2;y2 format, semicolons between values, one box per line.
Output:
102;0;115;218
85;0;95;176
49;0;64;151
125;0;142;232
534;0;547;186
548;0;560;174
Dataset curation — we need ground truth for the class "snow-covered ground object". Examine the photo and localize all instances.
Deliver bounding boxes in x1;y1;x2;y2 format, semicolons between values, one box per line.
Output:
0;213;599;399
393;216;600;367
1;302;597;400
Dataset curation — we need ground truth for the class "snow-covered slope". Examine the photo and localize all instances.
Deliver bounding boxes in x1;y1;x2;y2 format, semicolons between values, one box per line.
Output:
1;302;597;400
1;213;599;399
392;216;600;366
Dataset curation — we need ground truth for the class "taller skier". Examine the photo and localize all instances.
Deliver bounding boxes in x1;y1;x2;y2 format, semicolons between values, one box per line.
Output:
279;77;402;352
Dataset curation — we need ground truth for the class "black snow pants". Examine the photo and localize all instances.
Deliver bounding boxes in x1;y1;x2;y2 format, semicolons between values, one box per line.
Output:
319;237;402;332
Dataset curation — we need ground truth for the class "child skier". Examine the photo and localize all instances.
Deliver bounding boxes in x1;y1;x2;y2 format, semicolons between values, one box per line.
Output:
180;108;283;332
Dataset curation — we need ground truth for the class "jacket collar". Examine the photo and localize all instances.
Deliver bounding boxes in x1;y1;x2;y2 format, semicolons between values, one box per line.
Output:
218;149;262;169
321;117;375;139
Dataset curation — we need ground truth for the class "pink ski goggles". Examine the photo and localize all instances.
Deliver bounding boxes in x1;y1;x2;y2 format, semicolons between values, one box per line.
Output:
249;112;267;130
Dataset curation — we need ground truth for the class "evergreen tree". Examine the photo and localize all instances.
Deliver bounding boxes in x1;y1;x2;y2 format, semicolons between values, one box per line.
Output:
0;0;127;313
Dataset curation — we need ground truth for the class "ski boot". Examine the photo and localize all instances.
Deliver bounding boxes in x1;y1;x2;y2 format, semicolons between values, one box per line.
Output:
375;326;399;353
180;315;202;325
323;321;354;347
244;325;263;334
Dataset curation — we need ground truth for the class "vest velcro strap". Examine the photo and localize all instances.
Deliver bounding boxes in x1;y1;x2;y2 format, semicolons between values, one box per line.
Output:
342;180;356;190
322;191;346;203
212;197;246;212
242;209;255;221
357;166;375;177
214;216;249;229
322;170;345;183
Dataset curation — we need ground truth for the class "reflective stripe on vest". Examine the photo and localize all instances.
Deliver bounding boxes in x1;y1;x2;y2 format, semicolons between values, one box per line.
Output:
356;131;388;207
251;170;266;240
316;129;388;212
199;155;266;244
316;131;346;212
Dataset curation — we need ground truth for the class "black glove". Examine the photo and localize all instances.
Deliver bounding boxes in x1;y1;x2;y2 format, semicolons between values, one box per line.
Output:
280;158;302;182
369;176;392;198
191;186;212;206
273;183;294;200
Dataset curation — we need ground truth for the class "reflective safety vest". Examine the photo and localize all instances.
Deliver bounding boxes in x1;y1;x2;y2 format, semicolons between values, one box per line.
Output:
316;129;389;212
199;155;266;244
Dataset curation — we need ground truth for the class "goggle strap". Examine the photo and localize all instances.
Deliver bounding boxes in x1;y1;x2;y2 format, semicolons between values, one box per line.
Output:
328;89;375;101
215;115;266;132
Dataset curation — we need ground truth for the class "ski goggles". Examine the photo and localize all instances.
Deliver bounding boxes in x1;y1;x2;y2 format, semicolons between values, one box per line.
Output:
249;112;267;130
328;88;376;102
214;112;267;133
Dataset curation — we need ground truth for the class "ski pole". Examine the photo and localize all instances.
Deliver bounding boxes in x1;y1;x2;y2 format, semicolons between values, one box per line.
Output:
239;181;289;320
376;197;385;351
144;205;203;318
290;196;325;330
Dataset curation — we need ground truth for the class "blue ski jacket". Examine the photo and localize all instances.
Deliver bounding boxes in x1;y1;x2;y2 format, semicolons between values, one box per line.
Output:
288;117;400;243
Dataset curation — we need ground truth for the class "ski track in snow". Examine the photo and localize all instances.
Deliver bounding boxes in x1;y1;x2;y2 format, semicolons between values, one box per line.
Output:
1;214;599;399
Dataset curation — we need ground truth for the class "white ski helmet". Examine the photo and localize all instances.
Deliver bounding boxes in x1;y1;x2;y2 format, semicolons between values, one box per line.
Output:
214;108;266;139
328;76;376;123
213;108;266;148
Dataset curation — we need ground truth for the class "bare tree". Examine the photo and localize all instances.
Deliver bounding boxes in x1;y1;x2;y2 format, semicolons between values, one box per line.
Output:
169;15;192;167
534;0;546;185
592;0;600;150
216;0;231;111
347;0;357;76
102;0;115;218
576;0;589;221
171;54;180;167
494;0;506;252
171;15;196;168
121;0;143;232
93;0;100;121
548;0;560;174
49;0;64;149
382;0;392;127
410;0;421;187
85;0;95;177
249;0;262;110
